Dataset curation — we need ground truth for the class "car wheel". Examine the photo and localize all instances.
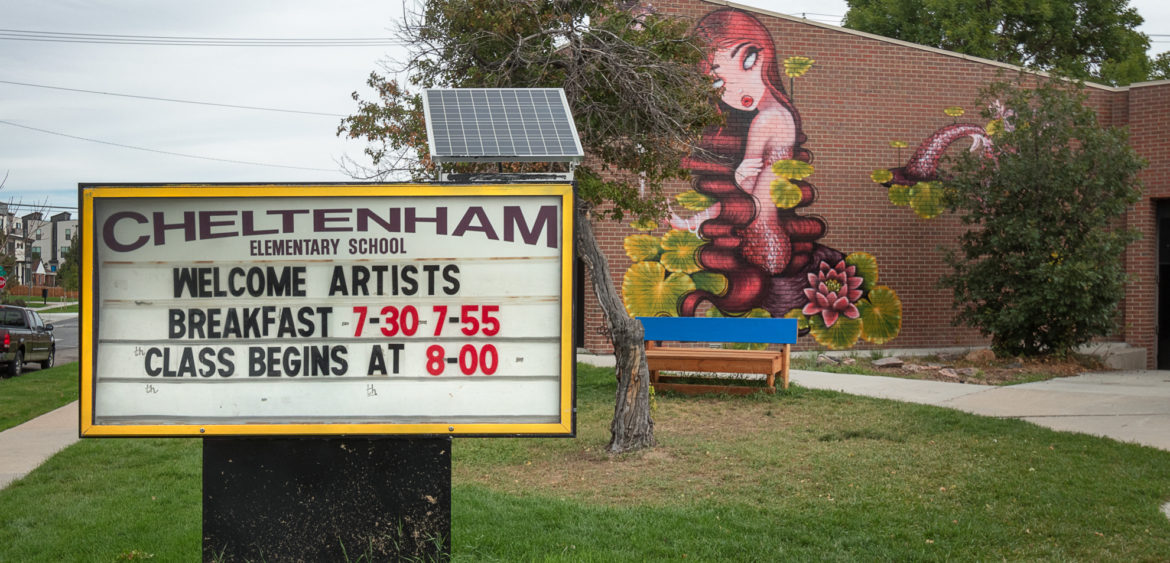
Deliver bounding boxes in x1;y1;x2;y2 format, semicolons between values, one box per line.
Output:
7;350;23;378
40;347;54;370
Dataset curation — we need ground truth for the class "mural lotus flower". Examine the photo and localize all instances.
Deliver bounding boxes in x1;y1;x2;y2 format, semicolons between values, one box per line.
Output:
795;253;903;350
802;260;864;327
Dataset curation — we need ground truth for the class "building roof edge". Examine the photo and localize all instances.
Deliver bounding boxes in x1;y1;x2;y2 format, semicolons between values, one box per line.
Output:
701;0;1124;93
1127;79;1170;89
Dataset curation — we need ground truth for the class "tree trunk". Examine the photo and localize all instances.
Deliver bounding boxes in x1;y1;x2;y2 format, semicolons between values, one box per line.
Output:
574;198;655;454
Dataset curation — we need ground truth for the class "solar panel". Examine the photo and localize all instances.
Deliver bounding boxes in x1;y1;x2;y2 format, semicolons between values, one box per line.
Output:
423;88;584;164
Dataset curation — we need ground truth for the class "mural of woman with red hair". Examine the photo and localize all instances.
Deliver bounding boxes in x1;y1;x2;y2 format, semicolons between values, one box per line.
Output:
674;7;838;318
625;7;902;349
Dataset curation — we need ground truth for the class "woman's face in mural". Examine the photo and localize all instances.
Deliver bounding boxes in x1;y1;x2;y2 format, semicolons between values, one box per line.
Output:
709;42;766;111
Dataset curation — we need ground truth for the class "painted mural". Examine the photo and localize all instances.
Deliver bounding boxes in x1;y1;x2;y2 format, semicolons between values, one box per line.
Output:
621;8;903;350
871;103;1010;219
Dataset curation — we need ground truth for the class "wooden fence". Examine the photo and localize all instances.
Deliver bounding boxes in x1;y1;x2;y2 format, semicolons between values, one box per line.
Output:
4;285;80;300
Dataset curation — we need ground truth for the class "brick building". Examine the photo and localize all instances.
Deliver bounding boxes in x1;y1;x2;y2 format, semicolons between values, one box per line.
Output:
577;1;1170;368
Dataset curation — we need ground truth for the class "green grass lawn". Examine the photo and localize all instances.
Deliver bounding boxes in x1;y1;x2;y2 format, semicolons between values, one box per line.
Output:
0;363;78;432
2;294;76;304
1;364;1168;560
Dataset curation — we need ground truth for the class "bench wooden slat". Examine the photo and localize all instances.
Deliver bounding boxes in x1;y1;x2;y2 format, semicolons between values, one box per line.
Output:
645;350;784;375
648;380;776;396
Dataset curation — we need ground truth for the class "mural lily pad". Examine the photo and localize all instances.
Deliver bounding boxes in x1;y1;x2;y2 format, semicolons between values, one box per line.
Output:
691;271;728;295
771;179;804;209
630;218;659;232
660;229;705;274
944;106;965;117
706;307;770;319
888;184;911;206
908;182;945;219
858;286;902;345
622;261;695;318
808;313;862;350
870;169;893;184
624;234;662;262
772;159;814;180
845;252;879;292
783;56;814;78
784;308;809;333
889;140;908;149
676;190;715;211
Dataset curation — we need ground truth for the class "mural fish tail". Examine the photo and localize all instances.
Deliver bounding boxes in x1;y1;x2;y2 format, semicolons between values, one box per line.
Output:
884;123;994;188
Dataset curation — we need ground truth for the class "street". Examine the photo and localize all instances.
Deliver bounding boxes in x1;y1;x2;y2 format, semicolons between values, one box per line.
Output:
37;313;79;369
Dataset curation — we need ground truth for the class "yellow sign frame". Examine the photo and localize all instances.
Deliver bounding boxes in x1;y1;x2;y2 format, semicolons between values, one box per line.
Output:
80;183;575;437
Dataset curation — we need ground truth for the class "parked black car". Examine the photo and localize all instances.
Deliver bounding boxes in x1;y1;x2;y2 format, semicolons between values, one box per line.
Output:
0;305;55;377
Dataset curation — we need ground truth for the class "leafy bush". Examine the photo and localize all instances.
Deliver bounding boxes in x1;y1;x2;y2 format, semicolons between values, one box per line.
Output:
940;78;1144;357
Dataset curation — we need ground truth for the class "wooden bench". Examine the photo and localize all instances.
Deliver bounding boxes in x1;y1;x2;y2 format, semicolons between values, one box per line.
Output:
637;316;798;395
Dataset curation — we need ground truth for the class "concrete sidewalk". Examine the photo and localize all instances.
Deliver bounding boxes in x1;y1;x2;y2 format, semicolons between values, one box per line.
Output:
0;401;78;490
2;362;1168;492
791;369;1170;450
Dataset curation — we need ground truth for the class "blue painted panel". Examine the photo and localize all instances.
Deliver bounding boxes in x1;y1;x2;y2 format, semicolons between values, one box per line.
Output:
636;317;798;344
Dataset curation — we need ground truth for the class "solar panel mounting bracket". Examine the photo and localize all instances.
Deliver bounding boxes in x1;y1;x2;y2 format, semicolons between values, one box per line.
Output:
438;163;575;183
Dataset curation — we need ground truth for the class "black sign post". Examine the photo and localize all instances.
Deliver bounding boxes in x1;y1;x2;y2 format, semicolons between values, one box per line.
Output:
203;436;451;561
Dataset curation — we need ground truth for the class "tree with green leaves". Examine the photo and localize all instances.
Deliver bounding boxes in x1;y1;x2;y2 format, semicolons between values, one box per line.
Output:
339;0;721;453
1151;52;1170;81
939;78;1145;357
842;0;1153;85
56;234;80;292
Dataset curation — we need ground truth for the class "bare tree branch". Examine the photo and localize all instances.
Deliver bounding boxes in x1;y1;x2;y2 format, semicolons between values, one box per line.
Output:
338;0;723;453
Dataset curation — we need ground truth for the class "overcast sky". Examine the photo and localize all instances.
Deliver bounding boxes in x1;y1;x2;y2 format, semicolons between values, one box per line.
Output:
2;0;1168;216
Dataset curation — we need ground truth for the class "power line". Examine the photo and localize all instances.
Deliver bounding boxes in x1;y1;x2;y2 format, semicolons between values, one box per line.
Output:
0;119;340;173
1;202;78;212
0;79;344;117
0;28;404;47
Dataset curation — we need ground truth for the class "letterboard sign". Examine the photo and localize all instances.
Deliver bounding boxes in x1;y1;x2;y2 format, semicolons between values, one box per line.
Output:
80;184;575;437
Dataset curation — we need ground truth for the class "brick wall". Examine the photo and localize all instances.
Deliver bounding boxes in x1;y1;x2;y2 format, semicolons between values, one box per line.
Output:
1124;81;1170;367
579;0;1166;366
